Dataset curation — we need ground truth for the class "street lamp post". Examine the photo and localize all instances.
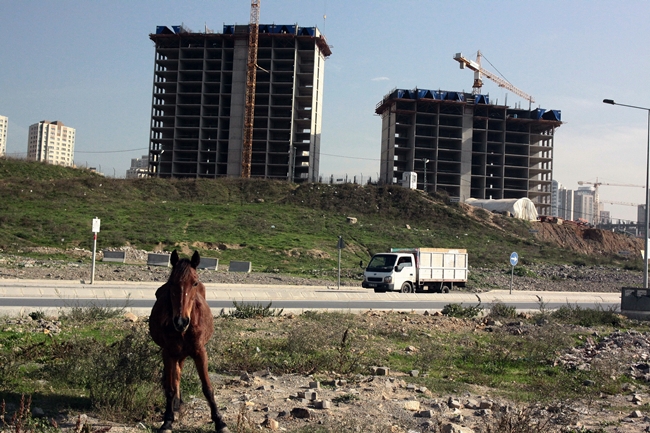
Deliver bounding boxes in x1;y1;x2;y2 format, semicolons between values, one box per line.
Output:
603;99;650;289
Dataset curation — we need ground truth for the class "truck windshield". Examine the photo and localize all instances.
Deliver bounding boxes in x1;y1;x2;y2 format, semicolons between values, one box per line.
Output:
366;254;397;271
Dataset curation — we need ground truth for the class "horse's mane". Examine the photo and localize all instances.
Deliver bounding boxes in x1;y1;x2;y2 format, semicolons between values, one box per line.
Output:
168;258;195;284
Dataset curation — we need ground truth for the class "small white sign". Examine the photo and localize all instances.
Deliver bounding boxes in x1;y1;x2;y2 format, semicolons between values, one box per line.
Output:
92;218;101;233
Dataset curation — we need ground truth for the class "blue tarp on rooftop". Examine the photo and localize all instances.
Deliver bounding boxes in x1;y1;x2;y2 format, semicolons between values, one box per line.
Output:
542;110;561;121
475;95;489;104
156;26;174;35
417;89;438;99
299;27;315;36
531;108;546;120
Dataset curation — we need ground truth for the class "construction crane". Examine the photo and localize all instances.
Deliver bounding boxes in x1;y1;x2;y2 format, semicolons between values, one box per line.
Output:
600;200;641;207
577;180;645;189
453;51;534;108
578;180;645;214
241;0;261;178
578;179;646;224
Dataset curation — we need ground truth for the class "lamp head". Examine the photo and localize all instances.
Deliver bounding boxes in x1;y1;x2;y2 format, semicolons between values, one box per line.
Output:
603;99;616;105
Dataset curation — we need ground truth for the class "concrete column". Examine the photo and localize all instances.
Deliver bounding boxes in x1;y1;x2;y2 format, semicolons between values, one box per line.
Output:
227;39;248;177
460;106;474;201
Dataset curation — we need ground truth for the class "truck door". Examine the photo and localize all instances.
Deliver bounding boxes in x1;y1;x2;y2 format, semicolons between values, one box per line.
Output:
394;255;415;291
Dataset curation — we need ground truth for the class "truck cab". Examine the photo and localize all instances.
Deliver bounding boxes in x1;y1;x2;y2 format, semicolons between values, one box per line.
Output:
362;253;416;293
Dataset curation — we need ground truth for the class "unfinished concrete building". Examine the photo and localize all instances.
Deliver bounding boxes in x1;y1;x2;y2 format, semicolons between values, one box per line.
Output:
375;89;562;215
148;24;330;181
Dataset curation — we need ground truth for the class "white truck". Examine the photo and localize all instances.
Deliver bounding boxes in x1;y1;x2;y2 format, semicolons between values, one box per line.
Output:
362;248;468;293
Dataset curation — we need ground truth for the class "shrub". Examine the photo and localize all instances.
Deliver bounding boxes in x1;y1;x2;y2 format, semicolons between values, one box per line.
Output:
58;296;131;323
442;303;483;318
489;301;517;319
226;301;283;319
87;327;162;420
551;303;624;327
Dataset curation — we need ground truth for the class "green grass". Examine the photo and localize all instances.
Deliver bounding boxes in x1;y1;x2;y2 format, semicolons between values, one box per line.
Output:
0;303;648;432
0;158;642;275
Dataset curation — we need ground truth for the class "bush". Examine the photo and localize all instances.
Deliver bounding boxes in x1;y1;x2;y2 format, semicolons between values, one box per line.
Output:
489;301;517;319
442;303;483;318
87;328;162;420
226;301;283;318
551;303;624;327
58;296;131;323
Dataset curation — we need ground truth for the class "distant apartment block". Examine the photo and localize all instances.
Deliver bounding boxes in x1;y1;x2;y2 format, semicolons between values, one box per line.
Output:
27;120;75;167
375;89;561;215
551;180;574;220
148;24;330;181
573;186;595;224
0;115;7;157
126;155;150;178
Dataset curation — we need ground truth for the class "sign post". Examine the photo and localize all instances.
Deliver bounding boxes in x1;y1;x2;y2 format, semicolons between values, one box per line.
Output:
337;236;345;290
509;252;518;294
90;218;101;284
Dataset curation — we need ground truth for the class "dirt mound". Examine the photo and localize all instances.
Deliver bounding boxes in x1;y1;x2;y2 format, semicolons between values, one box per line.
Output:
532;221;642;257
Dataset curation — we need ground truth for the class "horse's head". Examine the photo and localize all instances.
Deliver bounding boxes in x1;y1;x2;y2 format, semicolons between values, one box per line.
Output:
168;250;203;333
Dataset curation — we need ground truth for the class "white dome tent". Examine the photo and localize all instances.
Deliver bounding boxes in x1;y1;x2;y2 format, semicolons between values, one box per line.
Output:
465;198;539;221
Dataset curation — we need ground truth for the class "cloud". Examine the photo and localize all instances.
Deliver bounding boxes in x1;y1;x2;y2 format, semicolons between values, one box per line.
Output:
371;76;389;82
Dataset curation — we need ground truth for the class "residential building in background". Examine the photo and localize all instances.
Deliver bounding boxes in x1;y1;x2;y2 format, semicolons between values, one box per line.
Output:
27;121;75;167
375;89;562;215
0;115;7;157
573;186;595;224
126;155;150;178
551;179;574;220
599;210;611;225
148;24;330;181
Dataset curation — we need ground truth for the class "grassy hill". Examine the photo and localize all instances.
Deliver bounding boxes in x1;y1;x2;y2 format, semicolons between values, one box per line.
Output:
0;158;640;276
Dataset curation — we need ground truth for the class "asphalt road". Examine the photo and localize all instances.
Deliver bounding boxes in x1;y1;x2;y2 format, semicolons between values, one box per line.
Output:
0;279;622;317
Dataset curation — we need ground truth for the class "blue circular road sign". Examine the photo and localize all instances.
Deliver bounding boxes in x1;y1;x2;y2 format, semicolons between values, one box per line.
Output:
510;252;519;267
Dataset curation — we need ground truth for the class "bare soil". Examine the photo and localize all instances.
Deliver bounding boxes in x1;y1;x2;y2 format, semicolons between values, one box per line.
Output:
13;313;650;433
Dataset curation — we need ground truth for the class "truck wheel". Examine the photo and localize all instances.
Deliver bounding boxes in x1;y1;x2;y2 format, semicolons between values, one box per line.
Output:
441;285;450;293
400;282;414;293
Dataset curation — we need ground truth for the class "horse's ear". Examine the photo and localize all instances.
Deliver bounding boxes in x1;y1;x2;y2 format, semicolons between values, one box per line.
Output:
171;250;179;266
191;250;200;269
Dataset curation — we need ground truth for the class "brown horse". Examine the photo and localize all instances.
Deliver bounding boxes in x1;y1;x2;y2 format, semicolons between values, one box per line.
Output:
149;250;230;433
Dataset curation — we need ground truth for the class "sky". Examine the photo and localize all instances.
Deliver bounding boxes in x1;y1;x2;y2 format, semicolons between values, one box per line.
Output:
2;0;650;221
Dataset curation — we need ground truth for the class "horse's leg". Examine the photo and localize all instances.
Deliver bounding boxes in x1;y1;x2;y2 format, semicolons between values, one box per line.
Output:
159;353;180;433
193;348;229;433
173;358;185;413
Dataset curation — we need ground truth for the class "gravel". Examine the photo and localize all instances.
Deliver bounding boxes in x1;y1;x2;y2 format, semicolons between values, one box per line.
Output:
0;250;642;292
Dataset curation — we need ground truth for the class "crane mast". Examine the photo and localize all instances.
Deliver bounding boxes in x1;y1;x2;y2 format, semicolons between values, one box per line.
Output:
454;51;534;108
241;0;260;178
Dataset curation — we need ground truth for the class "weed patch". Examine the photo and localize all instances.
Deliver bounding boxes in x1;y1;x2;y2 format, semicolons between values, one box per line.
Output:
442;303;483;318
226;301;283;319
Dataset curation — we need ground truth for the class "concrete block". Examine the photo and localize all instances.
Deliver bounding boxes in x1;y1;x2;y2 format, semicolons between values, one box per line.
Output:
315;400;331;409
309;381;321;389
375;367;389;376
147;253;170;267
404;400;420;411
197;257;218;270
102;250;126;263
229;261;252;273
